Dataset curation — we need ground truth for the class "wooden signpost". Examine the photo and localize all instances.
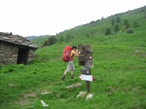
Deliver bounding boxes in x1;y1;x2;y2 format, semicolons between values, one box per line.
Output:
78;44;94;94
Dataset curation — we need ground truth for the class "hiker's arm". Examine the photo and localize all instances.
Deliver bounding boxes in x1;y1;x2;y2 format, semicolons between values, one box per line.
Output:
74;50;79;57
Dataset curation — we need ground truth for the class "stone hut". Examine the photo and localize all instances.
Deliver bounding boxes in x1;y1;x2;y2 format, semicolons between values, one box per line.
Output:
0;32;38;65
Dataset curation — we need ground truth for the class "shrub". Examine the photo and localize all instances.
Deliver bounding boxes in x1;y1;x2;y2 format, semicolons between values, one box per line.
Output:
86;33;90;38
133;21;140;28
105;28;111;35
114;24;120;33
111;18;115;26
48;36;57;45
123;19;130;29
43;36;57;46
59;36;64;42
116;16;121;24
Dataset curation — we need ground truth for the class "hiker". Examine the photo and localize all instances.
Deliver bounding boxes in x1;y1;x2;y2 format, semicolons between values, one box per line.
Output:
61;46;79;80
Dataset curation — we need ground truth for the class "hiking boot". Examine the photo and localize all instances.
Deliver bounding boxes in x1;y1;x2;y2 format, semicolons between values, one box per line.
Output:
71;75;74;79
61;75;65;81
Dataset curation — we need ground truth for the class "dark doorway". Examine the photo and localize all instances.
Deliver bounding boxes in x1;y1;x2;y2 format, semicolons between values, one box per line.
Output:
17;48;29;64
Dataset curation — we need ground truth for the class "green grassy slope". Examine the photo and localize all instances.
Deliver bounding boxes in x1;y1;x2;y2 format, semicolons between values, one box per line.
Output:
0;6;146;109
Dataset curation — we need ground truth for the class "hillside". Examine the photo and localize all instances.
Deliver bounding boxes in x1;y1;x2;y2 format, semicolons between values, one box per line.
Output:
26;35;50;47
0;6;146;109
56;5;146;38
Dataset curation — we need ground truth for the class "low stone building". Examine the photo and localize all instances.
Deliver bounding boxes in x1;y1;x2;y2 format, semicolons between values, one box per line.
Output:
0;32;38;65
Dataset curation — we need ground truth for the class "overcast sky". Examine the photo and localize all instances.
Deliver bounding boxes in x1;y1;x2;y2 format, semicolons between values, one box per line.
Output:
0;0;146;37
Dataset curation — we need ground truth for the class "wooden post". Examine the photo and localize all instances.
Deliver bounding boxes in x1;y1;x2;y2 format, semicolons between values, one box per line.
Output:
78;44;93;94
85;68;91;94
86;81;90;93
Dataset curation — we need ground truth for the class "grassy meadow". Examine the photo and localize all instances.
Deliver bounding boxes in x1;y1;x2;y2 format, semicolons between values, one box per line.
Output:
0;6;146;109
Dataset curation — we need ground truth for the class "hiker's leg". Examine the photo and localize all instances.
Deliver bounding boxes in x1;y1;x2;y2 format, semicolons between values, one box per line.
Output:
61;62;71;80
61;70;68;80
63;70;67;75
70;61;75;79
65;61;71;74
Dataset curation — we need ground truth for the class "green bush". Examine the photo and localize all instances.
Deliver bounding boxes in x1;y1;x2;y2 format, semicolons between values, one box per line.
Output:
105;27;111;35
43;36;57;46
114;24;120;33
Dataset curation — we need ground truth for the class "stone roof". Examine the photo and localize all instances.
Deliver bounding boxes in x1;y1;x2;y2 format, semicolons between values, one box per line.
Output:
0;32;37;48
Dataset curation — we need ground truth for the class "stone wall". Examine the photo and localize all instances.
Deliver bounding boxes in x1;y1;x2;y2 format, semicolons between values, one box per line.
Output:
0;42;18;64
28;49;35;63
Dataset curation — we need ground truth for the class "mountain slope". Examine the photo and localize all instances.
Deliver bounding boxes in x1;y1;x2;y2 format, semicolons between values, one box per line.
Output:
56;5;146;40
0;6;146;109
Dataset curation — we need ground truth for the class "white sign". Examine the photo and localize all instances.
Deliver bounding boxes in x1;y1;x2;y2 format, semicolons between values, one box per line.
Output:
79;74;94;81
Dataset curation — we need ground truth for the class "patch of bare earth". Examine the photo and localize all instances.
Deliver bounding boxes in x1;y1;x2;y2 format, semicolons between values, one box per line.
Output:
15;92;37;106
15;90;51;106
